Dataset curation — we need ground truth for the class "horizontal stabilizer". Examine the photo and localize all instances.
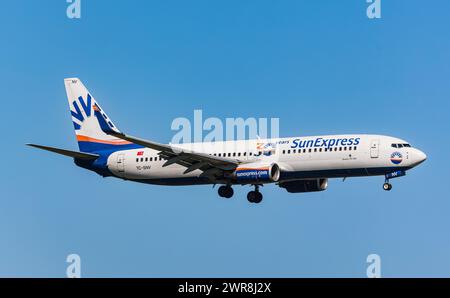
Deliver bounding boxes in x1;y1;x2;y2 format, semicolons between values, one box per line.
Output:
26;144;99;160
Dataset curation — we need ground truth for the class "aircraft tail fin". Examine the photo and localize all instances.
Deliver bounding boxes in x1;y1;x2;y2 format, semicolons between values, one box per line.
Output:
64;78;135;153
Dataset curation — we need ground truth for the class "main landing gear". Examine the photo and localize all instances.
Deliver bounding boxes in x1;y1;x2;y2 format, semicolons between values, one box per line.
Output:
247;185;263;204
218;185;234;198
217;184;263;203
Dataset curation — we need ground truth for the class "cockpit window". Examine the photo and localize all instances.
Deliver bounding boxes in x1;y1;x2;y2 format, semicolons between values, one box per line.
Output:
392;143;411;148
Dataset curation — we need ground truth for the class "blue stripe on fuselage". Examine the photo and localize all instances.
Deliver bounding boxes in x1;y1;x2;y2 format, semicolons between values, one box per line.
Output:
121;166;412;186
77;141;143;153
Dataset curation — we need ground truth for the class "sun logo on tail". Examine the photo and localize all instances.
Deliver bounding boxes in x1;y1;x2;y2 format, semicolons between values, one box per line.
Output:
92;103;101;112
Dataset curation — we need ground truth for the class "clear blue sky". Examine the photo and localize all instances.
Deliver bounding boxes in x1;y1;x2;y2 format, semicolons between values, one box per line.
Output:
1;0;449;277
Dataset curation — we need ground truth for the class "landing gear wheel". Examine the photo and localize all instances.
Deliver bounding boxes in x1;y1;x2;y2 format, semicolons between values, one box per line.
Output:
247;191;256;203
253;191;263;203
218;185;234;198
383;183;392;191
247;190;263;203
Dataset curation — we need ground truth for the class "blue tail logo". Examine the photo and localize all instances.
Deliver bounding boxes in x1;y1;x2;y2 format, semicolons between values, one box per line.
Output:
71;94;92;130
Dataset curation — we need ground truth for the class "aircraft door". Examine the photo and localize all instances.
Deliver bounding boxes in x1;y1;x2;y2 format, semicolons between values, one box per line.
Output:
370;139;379;158
117;153;125;173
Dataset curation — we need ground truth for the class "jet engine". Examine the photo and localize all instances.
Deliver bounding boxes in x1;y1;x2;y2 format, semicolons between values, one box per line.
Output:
234;163;281;183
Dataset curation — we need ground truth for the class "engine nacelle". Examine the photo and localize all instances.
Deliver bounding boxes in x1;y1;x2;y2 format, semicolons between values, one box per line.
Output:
279;179;328;193
234;163;281;183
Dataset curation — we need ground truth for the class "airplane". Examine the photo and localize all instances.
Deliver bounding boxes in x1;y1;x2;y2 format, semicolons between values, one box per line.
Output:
28;78;427;204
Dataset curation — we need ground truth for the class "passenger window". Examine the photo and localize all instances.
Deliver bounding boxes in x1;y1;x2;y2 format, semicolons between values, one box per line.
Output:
349;147;352;151
354;146;357;150
140;158;144;162
334;148;337;151
308;149;312;153
283;150;286;154
319;148;322;152
145;157;148;162
314;148;317;152
243;152;247;156
136;158;139;162
287;150;291;154
233;152;236;157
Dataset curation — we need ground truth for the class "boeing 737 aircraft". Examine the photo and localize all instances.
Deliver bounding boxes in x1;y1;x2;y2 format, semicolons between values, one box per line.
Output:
28;78;427;203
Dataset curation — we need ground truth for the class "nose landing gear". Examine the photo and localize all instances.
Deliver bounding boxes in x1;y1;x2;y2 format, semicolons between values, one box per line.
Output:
383;181;392;191
247;185;263;204
383;170;406;191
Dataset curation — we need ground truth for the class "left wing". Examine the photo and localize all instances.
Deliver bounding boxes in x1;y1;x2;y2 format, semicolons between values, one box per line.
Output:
93;104;244;179
27;144;99;160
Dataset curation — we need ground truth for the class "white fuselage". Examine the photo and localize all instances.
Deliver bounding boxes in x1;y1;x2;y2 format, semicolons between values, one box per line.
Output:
105;134;426;185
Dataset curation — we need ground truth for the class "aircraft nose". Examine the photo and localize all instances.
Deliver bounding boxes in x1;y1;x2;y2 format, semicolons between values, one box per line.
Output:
414;149;427;165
